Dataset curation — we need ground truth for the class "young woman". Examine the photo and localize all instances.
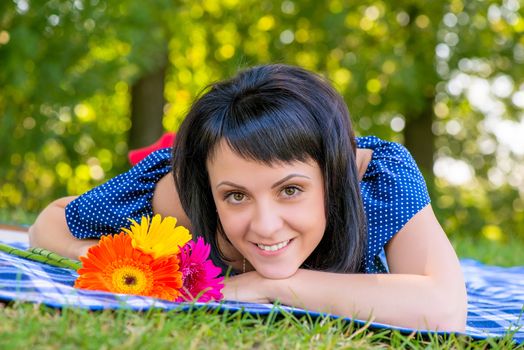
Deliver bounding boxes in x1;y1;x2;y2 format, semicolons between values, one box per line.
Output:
29;64;467;331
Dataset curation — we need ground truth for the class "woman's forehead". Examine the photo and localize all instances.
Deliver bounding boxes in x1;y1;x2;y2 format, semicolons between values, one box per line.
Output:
206;139;317;169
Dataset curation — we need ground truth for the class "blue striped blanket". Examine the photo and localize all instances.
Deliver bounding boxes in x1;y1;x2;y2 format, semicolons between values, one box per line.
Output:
0;228;522;344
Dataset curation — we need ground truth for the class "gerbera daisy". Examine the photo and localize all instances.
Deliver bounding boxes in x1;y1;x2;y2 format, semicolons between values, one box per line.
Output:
176;237;224;302
122;214;192;259
74;232;183;301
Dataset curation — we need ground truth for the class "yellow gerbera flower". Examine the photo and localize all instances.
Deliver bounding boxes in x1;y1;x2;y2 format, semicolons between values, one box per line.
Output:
122;215;192;259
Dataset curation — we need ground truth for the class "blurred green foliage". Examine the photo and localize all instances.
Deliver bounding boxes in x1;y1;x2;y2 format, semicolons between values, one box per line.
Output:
0;0;523;243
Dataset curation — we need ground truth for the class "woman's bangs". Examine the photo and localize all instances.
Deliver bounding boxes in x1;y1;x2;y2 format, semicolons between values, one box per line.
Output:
220;108;322;165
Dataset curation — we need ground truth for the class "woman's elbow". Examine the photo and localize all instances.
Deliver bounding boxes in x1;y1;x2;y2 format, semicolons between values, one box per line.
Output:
28;205;53;249
28;224;39;248
28;196;74;250
434;300;467;332
426;284;468;332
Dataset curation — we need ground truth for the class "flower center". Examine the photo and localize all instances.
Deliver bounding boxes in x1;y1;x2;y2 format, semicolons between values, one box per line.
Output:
124;275;137;285
182;263;199;288
111;266;150;294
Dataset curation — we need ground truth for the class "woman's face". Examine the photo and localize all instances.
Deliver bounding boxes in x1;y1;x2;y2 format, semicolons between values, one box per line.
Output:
207;141;326;279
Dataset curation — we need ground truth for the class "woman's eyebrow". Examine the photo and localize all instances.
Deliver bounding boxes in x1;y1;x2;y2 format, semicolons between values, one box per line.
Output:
216;174;310;190
271;174;311;189
216;181;247;190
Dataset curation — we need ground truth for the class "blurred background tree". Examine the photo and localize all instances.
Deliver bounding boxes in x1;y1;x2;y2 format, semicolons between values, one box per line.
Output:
0;0;523;242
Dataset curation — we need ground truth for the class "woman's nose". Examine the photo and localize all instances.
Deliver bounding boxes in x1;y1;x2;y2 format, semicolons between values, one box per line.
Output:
249;200;284;238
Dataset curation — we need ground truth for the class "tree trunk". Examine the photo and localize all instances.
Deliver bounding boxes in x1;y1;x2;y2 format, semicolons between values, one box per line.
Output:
129;54;168;150
401;4;441;182
403;103;435;180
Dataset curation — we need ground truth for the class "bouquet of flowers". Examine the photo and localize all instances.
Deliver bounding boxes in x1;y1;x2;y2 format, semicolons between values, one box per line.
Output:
74;215;224;302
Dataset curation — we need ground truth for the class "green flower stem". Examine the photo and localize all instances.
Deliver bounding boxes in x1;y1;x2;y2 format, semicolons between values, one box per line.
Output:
0;243;82;271
28;247;83;270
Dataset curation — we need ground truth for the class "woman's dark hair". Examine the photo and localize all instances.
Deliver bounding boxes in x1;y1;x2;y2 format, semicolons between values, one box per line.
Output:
172;64;366;274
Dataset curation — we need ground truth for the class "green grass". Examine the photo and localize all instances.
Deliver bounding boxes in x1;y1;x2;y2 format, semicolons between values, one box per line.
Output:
451;235;524;267
0;210;523;348
0;302;520;349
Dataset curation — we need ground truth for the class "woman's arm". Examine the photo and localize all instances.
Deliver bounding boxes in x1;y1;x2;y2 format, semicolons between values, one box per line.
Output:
28;196;98;259
223;204;468;332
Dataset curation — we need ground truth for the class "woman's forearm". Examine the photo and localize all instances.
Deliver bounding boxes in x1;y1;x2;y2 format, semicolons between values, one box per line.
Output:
28;196;98;259
270;269;467;332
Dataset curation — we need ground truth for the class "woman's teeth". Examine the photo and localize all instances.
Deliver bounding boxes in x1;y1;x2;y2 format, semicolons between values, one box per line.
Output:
256;240;290;252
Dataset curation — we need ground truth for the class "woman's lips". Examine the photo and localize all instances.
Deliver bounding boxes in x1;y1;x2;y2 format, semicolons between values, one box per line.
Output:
253;238;293;255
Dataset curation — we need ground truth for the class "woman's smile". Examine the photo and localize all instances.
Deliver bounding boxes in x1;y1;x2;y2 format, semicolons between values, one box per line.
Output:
254;238;292;252
250;238;295;259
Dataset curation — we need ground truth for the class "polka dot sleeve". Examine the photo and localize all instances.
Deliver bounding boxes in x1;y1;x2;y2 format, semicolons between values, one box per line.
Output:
357;136;431;273
65;148;172;239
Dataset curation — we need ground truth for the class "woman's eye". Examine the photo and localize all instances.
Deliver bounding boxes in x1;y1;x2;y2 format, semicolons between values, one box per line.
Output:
233;193;245;201
282;186;301;197
226;192;246;203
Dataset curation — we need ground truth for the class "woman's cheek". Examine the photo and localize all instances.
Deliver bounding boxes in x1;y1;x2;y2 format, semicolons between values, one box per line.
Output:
220;209;250;238
290;200;326;233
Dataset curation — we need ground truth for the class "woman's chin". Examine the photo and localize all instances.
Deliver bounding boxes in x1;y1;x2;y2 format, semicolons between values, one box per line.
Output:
254;265;298;280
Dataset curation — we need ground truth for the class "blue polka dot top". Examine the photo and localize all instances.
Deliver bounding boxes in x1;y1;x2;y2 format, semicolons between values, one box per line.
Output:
65;135;430;274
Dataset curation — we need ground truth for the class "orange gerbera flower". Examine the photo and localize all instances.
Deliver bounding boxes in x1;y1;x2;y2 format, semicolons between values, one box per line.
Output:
74;233;183;301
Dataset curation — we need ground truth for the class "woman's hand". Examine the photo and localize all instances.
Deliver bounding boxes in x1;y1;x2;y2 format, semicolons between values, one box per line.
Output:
222;271;277;304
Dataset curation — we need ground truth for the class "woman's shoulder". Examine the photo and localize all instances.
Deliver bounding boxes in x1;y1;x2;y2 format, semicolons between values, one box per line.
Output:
356;135;421;181
357;136;412;161
123;148;173;189
356;135;428;202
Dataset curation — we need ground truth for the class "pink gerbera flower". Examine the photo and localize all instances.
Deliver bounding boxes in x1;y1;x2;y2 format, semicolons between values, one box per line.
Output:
176;237;224;302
